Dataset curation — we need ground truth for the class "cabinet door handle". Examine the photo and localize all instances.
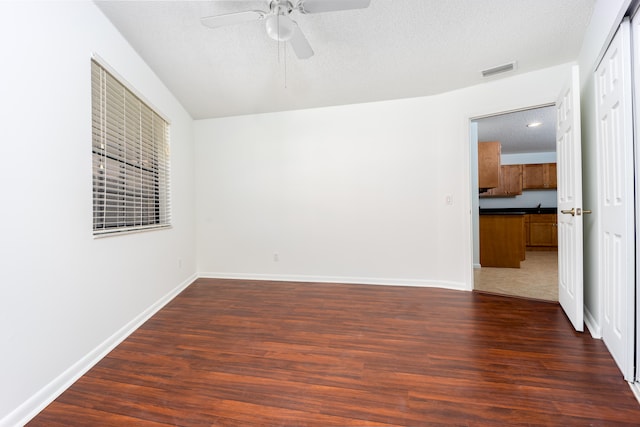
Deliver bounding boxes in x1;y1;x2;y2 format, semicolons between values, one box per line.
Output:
583;209;592;214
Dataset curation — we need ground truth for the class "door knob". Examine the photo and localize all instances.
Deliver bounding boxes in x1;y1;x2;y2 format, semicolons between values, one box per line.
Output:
561;207;592;216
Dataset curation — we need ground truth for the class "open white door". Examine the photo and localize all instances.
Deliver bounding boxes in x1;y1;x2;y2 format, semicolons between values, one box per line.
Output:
596;19;635;382
556;65;584;332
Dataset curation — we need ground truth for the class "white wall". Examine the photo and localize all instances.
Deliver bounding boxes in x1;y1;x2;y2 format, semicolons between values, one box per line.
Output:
577;0;631;334
501;152;557;165
0;2;196;425
195;63;572;290
479;190;558;209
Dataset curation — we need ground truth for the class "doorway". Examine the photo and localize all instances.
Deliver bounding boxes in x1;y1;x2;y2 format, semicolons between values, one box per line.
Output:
471;105;559;301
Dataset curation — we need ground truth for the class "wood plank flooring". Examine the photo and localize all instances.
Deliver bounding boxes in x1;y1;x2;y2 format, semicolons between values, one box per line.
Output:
29;278;640;426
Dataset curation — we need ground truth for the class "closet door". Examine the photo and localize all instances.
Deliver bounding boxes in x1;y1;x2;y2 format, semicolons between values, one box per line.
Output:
596;18;635;382
632;11;640;384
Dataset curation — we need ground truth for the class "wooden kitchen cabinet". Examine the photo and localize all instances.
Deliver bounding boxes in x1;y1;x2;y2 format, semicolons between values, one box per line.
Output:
523;163;557;189
527;213;558;249
478;141;501;190
480;214;525;268
481;164;523;197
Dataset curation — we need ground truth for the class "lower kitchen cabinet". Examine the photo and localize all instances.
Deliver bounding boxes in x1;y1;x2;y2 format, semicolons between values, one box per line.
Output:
527;213;557;249
479;214;526;268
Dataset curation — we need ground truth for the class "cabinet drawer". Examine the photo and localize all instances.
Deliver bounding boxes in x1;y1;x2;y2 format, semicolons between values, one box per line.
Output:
529;213;556;223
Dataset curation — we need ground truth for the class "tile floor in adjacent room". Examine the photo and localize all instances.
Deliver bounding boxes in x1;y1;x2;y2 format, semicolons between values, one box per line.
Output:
474;250;558;301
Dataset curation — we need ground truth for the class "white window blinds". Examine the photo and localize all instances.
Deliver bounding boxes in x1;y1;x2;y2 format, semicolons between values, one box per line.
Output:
91;59;171;236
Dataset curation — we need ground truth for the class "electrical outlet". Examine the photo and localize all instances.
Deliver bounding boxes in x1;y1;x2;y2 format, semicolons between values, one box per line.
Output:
446;195;453;205
273;253;279;262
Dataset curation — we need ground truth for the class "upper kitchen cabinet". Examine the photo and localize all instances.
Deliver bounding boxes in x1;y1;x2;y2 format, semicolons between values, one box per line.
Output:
481;164;523;197
523;163;557;189
478;141;501;190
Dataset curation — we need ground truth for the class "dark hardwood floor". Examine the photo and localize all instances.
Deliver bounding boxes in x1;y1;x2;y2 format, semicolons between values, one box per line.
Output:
29;278;640;426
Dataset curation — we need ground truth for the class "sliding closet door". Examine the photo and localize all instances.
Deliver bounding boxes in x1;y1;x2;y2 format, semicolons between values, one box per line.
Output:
632;11;640;384
595;18;635;382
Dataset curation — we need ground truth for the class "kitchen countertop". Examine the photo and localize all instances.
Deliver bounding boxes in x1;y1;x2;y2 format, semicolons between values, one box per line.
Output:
479;207;557;215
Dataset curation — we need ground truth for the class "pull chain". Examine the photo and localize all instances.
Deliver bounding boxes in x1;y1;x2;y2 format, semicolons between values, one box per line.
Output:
275;12;287;89
284;41;288;88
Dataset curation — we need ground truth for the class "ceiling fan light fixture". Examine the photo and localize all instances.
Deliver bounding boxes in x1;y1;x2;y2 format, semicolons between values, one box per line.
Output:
265;13;295;41
201;0;371;60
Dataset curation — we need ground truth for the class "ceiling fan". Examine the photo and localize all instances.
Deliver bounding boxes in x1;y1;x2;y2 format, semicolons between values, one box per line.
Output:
200;0;371;59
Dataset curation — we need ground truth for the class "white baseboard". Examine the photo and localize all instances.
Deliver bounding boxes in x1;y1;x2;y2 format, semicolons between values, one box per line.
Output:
2;273;198;427
198;272;470;292
630;382;640;405
584;306;602;339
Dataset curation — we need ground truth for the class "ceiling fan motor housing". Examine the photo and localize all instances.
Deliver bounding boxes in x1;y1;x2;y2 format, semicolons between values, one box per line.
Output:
269;0;294;13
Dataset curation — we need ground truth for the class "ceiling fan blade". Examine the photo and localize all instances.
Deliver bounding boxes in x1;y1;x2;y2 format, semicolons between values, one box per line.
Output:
298;0;371;14
201;10;265;29
289;24;314;59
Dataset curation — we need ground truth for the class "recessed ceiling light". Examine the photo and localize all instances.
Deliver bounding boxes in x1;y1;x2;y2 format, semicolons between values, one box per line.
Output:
527;122;542;128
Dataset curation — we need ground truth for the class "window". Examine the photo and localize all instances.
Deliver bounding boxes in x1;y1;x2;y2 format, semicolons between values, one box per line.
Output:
91;59;171;236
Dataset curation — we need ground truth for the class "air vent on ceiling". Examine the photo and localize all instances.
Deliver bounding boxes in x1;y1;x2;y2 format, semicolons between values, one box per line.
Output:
481;62;517;78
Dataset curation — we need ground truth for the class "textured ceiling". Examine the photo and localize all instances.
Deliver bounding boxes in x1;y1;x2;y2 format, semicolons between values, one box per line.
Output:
476;106;556;154
95;0;595;119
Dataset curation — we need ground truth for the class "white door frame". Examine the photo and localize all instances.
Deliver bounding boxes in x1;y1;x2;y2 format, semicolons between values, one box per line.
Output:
469;103;556;284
